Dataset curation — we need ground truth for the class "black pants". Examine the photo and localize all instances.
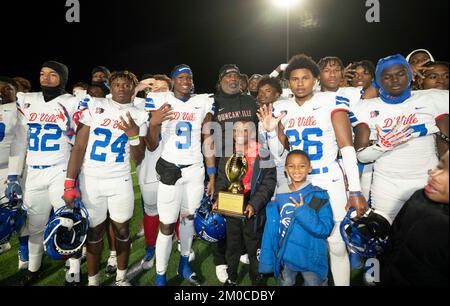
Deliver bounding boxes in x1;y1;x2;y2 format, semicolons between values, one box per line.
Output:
225;216;263;283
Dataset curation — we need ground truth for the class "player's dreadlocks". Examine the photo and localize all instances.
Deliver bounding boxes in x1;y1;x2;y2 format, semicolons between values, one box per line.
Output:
317;56;344;72
109;70;139;86
284;54;320;79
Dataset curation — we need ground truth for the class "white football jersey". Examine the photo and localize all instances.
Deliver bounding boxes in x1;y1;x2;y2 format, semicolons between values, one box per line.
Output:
337;87;364;128
273;92;350;169
145;92;214;165
0;102;18;168
134;97;162;184
80;98;149;178
352;89;449;176
16;92;79;166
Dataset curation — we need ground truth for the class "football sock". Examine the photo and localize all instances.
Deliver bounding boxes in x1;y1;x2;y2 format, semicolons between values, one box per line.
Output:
155;231;173;275
179;217;195;257
143;213;160;247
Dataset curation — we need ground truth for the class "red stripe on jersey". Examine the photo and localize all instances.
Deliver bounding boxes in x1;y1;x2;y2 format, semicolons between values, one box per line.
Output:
16;106;25;117
435;113;449;121
331;108;349;117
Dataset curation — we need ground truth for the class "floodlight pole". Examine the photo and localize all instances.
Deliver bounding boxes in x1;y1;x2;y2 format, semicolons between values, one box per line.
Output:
286;6;290;63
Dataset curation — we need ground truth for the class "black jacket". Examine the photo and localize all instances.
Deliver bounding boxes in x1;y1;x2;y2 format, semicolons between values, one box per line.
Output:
214;149;277;229
380;189;449;286
212;91;259;157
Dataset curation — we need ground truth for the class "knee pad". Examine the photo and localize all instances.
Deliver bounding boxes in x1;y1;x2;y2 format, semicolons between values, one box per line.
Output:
88;224;105;243
112;223;130;241
159;222;176;236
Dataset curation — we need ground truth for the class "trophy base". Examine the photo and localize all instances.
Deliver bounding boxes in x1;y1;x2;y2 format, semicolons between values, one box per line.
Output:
217;192;246;218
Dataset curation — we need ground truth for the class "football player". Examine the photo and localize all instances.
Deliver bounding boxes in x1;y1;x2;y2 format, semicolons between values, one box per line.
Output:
146;64;216;286
258;54;368;286
353;54;449;224
0;77;22;255
63;71;148;286
10;61;81;285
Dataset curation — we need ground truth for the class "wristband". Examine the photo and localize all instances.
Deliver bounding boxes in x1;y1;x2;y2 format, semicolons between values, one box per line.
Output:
349;191;363;197
128;135;139;140
129;137;140;146
207;167;217;176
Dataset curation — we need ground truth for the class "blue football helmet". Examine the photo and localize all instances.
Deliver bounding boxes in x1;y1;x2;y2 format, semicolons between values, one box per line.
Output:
0;195;27;245
340;208;390;258
43;199;89;260
194;195;226;243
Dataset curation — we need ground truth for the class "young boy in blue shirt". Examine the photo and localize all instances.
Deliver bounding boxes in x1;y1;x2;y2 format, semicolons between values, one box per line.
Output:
259;150;334;286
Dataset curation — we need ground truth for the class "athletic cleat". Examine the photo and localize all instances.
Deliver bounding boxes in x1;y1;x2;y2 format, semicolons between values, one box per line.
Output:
155;273;167;286
20;268;44;286
178;255;201;286
141;246;155;270
114;279;132;286
105;255;117;275
224;279;237;286
215;265;228;283
240;253;250;265
0;242;11;255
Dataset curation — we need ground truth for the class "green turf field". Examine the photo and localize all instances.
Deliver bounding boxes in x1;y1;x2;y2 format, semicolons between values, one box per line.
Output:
0;171;365;286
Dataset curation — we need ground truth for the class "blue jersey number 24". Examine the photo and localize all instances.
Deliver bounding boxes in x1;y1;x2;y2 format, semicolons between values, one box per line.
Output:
90;128;128;162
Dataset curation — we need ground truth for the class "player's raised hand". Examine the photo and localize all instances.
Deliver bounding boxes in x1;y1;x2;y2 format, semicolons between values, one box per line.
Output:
119;112;140;138
290;194;304;209
410;59;434;82
257;103;285;132
343;63;356;84
346;193;369;217
149;103;173;127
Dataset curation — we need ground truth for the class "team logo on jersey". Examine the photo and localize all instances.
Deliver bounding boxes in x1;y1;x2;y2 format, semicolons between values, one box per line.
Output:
95;107;105;114
370;110;380;118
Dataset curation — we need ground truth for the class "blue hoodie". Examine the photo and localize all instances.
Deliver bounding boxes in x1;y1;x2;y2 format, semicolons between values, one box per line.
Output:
259;182;334;281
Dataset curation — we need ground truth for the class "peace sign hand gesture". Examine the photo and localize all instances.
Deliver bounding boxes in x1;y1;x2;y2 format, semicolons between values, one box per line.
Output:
290;194;304;209
118;111;140;138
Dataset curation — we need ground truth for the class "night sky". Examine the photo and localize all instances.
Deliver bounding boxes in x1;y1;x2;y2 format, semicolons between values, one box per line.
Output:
2;0;449;93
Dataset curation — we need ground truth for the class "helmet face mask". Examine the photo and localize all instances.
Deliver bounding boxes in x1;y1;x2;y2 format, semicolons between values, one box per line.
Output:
340;208;390;258
0;196;27;244
194;195;226;243
44;199;89;260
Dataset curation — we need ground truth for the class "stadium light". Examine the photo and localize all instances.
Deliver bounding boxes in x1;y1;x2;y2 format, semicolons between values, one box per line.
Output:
270;0;303;63
270;0;301;10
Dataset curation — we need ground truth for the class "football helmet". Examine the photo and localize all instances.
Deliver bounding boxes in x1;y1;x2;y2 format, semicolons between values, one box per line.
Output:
0;195;27;245
194;195;226;243
340;208;390;258
43;199;89;260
